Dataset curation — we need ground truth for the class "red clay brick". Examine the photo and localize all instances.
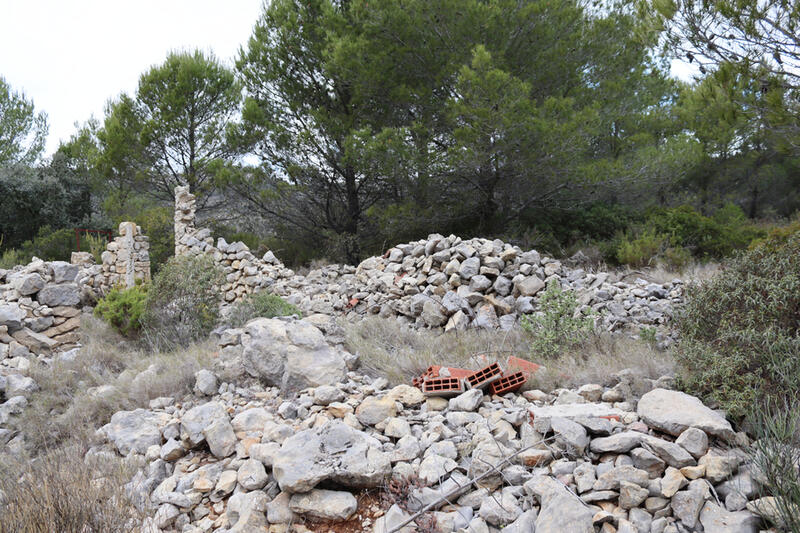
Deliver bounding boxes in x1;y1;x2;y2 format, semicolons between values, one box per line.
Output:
422;377;464;397
465;362;503;390
505;356;541;379
489;371;527;395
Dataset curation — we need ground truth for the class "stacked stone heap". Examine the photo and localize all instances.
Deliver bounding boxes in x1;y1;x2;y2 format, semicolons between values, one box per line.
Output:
0;258;86;364
86;317;780;533
269;234;683;336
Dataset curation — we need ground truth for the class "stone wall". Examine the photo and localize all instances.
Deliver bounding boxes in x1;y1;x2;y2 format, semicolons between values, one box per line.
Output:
0;222;151;360
173;186;294;304
0;259;85;361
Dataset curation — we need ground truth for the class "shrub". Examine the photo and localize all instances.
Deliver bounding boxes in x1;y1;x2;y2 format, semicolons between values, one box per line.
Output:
142;254;223;349
676;228;800;419
660;246;692;272
94;284;148;336
0;247;24;269
9;225;77;264
615;228;666;267
520;280;595;358
648;204;763;258
227;291;301;327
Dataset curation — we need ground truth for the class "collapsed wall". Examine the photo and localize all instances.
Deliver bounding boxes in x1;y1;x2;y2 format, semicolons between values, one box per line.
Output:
0;222;151;360
270;237;683;337
173;186;295;304
172;186;682;337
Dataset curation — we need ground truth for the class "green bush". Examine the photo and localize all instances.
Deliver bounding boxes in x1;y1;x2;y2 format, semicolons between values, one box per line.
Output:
616;228;665;267
520;280;595;358
94;285;148;336
647;204;763;259
0;247;24;269
661;246;692;272
12;226;77;263
676;228;800;419
142;255;223;349
227;291;301;326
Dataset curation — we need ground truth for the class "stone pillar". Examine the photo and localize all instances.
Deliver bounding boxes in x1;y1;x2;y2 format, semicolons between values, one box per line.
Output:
174;185;196;256
120;222;136;288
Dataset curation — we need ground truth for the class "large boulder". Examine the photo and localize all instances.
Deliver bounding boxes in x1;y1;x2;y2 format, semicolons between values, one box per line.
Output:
100;409;170;455
51;261;80;283
524;475;593;533
181;401;229;448
36;283;81;307
9;272;45;296
241;318;347;390
637;388;735;439
0;303;27;332
272;421;391;493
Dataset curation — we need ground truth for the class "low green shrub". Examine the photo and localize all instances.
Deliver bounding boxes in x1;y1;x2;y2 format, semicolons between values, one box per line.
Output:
615;229;665;267
0;247;24;269
676;227;800;419
94;284;148;336
520;280;595;358
660;246;692;272
142;255;223;349
227;291;301;326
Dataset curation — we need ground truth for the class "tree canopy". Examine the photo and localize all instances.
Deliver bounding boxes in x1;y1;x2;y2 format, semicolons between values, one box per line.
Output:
0;76;48;166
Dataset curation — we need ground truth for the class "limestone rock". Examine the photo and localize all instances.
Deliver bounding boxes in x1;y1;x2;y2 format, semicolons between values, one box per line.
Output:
637;388;735;439
289;489;358;521
525;475;593;533
101;409;170;455
272;421;391;493
241;318;347;390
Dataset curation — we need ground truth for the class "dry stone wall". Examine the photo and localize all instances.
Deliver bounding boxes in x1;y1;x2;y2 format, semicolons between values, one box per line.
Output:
0;222;151;361
173;186;295;304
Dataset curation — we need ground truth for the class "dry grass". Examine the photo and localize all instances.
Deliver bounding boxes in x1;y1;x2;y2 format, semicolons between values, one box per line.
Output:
615;260;721;285
14;315;212;452
0;443;140;533
346;317;675;391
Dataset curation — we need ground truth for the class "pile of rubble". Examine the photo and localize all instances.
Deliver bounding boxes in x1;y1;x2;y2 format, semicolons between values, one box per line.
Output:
0;258;87;362
85;318;780;533
268;234;682;337
170;187;682;336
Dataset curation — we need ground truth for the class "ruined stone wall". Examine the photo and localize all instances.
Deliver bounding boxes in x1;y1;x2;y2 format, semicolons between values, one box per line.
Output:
80;222;151;296
0;222;152;359
173;186;294;304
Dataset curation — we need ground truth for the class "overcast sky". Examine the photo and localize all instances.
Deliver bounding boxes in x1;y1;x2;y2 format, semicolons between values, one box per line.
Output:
0;0;263;154
1;0;697;156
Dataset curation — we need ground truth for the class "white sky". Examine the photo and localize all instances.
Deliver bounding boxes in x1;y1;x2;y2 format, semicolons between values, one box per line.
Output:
1;0;698;156
0;0;263;154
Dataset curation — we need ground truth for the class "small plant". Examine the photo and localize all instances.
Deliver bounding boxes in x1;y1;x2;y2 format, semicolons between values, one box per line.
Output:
381;475;437;532
639;326;658;346
142;254;223;349
746;399;800;532
85;233;108;264
94;284;148;336
227;290;301;326
520;280;594;358
661;246;692;272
